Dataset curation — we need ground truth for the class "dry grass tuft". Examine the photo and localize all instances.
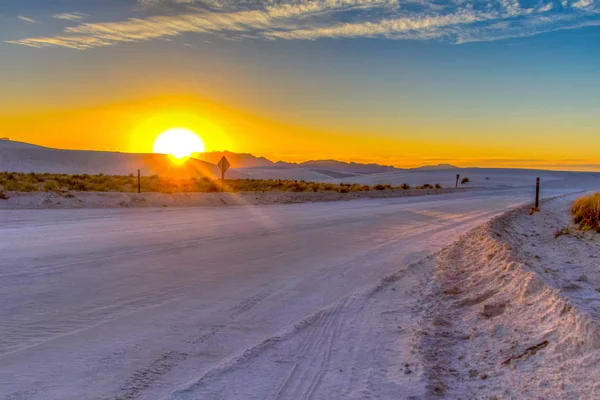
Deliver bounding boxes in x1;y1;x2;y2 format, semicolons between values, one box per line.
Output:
571;193;600;232
554;226;571;239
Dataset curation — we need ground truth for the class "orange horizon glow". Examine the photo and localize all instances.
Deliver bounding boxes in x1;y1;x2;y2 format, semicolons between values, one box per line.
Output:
2;94;600;173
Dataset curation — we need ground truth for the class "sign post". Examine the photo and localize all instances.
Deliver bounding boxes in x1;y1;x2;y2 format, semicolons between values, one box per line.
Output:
217;156;230;191
455;174;460;188
535;177;540;209
137;169;141;194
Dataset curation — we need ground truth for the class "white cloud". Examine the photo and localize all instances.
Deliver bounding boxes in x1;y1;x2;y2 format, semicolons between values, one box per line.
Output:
53;12;87;21
572;0;594;9
18;16;37;24
266;10;496;40
6;0;600;49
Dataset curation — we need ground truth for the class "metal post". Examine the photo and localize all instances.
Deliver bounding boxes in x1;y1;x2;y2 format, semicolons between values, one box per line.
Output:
221;170;225;192
535;177;540;209
138;169;141;194
455;174;460;188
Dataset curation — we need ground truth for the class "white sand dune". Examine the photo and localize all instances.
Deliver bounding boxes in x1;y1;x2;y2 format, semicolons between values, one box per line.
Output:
0;139;243;179
235;164;600;190
421;193;600;398
333;167;600;189
231;166;347;181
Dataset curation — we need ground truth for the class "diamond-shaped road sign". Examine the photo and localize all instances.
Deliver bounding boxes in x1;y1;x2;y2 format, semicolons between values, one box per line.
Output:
218;156;230;175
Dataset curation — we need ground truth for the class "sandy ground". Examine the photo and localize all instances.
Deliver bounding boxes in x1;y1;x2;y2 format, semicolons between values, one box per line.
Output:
0;187;470;209
331;168;600;190
0;188;574;400
420;192;600;399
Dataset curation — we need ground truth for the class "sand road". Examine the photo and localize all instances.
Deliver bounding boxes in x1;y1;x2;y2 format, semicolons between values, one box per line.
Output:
0;188;574;399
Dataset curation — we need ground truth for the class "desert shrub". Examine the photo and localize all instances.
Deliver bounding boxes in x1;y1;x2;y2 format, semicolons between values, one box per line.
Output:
27;172;41;183
571;193;600;232
19;182;39;192
43;180;61;192
554;226;572;238
374;184;386;191
396;183;410;190
1;179;18;191
422;183;433;189
461;177;470;184
0;191;8;200
0;172;385;194
435;183;442;189
1;178;37;191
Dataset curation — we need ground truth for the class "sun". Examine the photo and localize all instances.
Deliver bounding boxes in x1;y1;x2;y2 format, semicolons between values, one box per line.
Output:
153;128;205;159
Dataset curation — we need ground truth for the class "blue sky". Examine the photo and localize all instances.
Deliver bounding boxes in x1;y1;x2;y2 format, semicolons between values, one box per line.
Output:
3;0;600;46
1;0;599;169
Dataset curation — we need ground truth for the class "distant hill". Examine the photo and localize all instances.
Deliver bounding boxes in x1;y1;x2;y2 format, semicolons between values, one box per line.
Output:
193;151;409;174
298;160;399;174
0;140;241;179
411;164;459;171
194;151;274;169
0;140;459;179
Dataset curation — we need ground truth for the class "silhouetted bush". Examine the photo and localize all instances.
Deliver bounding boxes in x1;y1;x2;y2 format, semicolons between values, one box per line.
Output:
461;177;470;184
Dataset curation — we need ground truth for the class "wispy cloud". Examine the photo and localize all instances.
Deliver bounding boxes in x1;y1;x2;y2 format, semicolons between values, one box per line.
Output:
573;0;594;9
53;12;87;21
17;16;38;24
6;0;600;49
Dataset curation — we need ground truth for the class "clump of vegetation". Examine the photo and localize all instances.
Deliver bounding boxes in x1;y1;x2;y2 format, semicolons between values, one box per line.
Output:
0;172;371;194
43;180;61;192
461;177;470;184
571;193;600;232
554;226;571;239
0;172;448;195
435;183;442;189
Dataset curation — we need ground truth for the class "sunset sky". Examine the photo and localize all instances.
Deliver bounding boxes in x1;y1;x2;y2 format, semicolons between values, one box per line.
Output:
1;0;599;170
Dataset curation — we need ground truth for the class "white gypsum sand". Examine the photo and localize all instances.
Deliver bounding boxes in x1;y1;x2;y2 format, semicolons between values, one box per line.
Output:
0;188;568;399
420;193;600;398
0;187;470;209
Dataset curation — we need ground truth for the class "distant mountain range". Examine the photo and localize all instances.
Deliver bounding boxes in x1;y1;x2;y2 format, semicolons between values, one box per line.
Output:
0;139;242;179
195;150;458;174
194;151;275;169
0;139;459;179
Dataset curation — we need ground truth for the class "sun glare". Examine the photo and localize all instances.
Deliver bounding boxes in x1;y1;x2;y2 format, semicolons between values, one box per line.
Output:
153;128;205;159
